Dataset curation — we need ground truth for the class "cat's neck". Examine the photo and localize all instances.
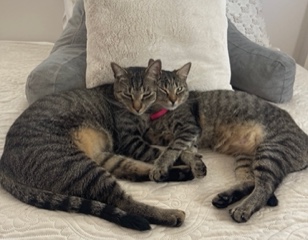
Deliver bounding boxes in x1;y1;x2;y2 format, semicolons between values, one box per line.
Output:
148;104;168;120
150;108;168;120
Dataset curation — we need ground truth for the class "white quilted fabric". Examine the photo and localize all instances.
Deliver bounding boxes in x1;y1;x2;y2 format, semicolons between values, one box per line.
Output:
1;41;308;239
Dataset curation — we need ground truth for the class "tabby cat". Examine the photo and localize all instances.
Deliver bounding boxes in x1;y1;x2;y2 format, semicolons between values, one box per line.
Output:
144;60;207;180
113;59;206;180
145;62;308;223
0;60;191;231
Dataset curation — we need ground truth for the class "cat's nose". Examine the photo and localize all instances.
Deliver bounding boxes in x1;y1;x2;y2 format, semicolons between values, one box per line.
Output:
169;99;177;106
169;95;177;105
133;101;142;113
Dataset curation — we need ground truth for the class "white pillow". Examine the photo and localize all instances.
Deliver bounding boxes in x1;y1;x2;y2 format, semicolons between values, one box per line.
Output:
84;0;231;91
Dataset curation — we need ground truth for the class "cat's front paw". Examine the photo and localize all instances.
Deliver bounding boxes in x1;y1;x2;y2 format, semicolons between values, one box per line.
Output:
192;156;207;178
229;205;253;223
212;193;233;209
168;166;194;181
149;166;169;182
180;151;206;178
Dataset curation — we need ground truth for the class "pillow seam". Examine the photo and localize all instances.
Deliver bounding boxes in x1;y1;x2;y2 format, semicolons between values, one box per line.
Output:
275;61;287;103
229;41;279;62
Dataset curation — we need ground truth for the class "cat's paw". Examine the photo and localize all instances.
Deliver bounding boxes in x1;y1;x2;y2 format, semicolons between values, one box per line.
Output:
192;157;207;178
212;193;233;208
180;151;206;178
168;165;194;181
229;205;253;223
163;209;186;227
149;166;169;182
146;208;185;227
267;194;279;207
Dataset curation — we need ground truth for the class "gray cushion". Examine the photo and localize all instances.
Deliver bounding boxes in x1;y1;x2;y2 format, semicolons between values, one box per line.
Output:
26;0;86;104
228;20;296;103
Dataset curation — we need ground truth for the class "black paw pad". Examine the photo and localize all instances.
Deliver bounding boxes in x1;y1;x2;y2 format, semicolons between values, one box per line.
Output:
267;194;279;207
168;167;194;182
212;194;231;208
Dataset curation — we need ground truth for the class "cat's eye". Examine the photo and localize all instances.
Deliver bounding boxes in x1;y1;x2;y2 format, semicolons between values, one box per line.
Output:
143;92;152;99
177;87;184;94
122;92;132;99
158;87;168;95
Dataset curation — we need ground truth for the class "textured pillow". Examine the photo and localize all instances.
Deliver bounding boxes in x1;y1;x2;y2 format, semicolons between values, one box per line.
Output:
228;20;296;103
226;0;270;47
26;0;296;105
84;0;231;91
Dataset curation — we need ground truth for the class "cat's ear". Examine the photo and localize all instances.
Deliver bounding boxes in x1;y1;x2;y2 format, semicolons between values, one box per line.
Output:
148;59;155;67
145;59;162;81
110;62;128;80
175;62;191;81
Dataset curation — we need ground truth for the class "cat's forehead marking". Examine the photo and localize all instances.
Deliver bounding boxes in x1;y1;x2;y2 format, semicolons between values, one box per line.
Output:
127;68;143;90
160;71;180;88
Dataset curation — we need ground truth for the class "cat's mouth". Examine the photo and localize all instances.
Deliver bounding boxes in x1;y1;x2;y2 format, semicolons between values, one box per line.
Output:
166;106;178;111
164;101;183;111
130;107;147;115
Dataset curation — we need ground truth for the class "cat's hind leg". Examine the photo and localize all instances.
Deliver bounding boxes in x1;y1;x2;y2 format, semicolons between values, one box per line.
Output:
52;150;186;228
212;154;278;209
72;126;193;182
212;181;255;208
229;144;288;222
234;154;278;207
96;152;194;182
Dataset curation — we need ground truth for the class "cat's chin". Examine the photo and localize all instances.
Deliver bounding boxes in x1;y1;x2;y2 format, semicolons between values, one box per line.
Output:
166;106;178;111
130;109;147;115
165;103;183;111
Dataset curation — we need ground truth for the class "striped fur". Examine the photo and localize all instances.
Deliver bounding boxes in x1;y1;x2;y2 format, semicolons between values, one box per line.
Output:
110;60;162;162
146;63;206;181
146;66;308;222
0;61;190;231
199;90;308;222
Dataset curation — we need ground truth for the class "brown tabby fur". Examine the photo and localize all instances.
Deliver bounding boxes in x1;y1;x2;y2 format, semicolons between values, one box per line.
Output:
0;60;193;231
145;62;308;223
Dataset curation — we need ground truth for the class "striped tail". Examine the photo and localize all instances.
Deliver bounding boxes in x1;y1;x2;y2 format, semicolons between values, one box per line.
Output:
0;173;151;231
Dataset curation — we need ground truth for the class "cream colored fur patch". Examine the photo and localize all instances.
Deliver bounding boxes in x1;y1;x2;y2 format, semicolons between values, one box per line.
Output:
71;127;111;159
214;121;265;156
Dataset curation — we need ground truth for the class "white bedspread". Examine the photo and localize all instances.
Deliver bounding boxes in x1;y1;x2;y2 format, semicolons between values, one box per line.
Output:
0;41;308;240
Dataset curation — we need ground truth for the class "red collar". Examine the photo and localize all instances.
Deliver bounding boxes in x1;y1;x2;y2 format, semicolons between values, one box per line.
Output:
150;108;168;120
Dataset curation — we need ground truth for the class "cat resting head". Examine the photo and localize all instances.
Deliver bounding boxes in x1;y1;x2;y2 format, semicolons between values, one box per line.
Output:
155;61;191;110
111;59;162;115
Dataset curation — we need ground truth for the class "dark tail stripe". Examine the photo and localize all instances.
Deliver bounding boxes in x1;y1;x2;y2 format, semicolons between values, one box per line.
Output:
0;173;151;231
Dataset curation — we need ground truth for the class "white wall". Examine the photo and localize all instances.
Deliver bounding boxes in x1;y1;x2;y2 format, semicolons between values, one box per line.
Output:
0;0;64;43
263;0;308;67
1;0;308;68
